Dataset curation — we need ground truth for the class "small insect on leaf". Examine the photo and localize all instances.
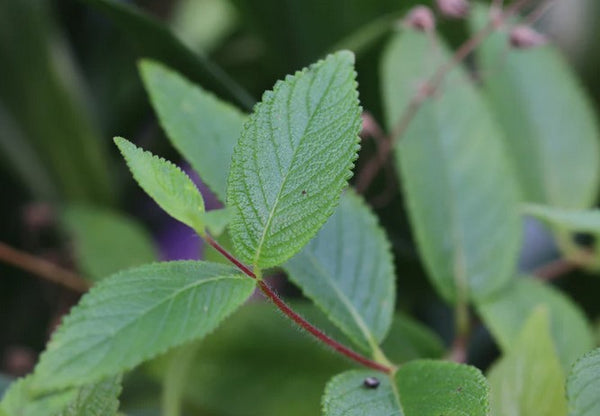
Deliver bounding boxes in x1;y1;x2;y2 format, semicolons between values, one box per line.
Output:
363;376;380;389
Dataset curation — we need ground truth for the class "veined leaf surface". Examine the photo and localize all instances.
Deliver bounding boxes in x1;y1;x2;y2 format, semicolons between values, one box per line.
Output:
285;190;395;353
227;51;361;269
567;348;600;416
32;261;255;391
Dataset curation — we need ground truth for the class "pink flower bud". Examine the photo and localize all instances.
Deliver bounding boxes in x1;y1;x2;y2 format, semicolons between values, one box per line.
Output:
405;6;436;32
436;0;470;19
509;25;548;49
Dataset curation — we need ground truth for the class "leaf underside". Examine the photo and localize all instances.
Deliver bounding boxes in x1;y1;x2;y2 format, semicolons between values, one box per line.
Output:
567;348;600;416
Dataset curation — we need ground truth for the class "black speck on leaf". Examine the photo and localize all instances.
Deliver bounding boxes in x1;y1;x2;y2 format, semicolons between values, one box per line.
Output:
363;376;380;389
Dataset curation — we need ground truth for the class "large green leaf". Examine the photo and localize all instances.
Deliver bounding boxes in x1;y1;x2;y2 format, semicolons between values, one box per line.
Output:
382;29;521;303
147;303;349;416
1;376;121;416
139;60;246;201
80;0;254;110
567;348;600;416
32;261;255;391
61;205;157;281
487;307;567;416
471;4;600;209
396;360;489;416
285;190;395;354
227;51;361;269
477;277;593;370
322;370;402;416
115;138;206;234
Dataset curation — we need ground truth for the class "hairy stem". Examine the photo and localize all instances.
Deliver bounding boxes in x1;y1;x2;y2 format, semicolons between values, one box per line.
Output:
204;234;393;373
355;0;540;193
0;241;89;292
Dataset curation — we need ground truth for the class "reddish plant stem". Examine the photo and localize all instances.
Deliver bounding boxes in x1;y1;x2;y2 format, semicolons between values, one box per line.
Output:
204;234;392;374
355;0;539;193
0;241;89;293
533;257;578;281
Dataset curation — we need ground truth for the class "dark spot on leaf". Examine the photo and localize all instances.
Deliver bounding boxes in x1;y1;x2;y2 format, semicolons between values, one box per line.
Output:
363;376;380;389
302;190;307;195
456;387;462;393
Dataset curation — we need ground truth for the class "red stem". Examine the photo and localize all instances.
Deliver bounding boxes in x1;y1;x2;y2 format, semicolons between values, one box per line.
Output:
204;235;392;374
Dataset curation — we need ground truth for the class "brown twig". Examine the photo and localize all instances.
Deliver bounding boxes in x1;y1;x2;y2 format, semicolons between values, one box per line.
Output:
0;241;89;292
533;257;579;281
355;0;540;193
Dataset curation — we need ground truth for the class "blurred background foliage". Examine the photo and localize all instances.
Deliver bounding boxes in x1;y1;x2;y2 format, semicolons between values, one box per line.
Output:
1;0;600;414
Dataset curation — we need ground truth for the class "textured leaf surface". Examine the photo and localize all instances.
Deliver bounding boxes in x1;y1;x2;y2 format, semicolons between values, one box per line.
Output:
1;376;121;416
380;313;445;364
285;190;394;352
32;261;255;391
382;30;521;302
139;61;246;201
477;277;593;370
487;308;567;416
115;138;206;234
472;4;600;209
396;360;489;416
323;370;402;416
62;205;157;281
227;51;361;269
147;303;349;416
567;348;600;416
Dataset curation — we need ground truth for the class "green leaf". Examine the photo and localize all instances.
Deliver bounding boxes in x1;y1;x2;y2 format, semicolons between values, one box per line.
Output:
396;360;489;416
567;348;600;416
203;208;235;237
161;343;199;416
147;303;349;416
114;137;206;234
382;30;521;303
61;205;157;281
80;0;255;110
1;376;121;416
227;51;361;269
524;204;600;233
487;307;567;416
380;313;445;364
285;190;394;353
471;4;600;209
32;261;255;391
139;60;246;201
477;277;593;370
322;370;402;416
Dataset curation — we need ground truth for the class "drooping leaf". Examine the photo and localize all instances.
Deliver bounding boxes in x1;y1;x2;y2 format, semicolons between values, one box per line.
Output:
567;348;600;416
380;313;445;364
227;51;361;269
382;29;521;303
139;60;246;201
80;0;255;110
471;4;600;209
0;375;121;416
477;277;593;370
487;307;567;416
322;370;402;416
285;190;394;353
396;360;489;416
115;137;206;234
61;205;157;281
147;303;349;416
32;261;255;391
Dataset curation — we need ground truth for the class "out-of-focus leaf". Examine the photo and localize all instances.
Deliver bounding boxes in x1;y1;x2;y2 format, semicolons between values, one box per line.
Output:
285;191;395;354
32;261;254;391
382;29;521;303
322;370;402;416
487;307;567;416
380;313;445;364
61;205;157;281
161;343;199;416
396;360;489;416
227;51;361;269
139;60;246;201
80;0;254;110
472;4;600;209
0;1;113;203
566;348;600;416
477;277;593;370
147;303;350;416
